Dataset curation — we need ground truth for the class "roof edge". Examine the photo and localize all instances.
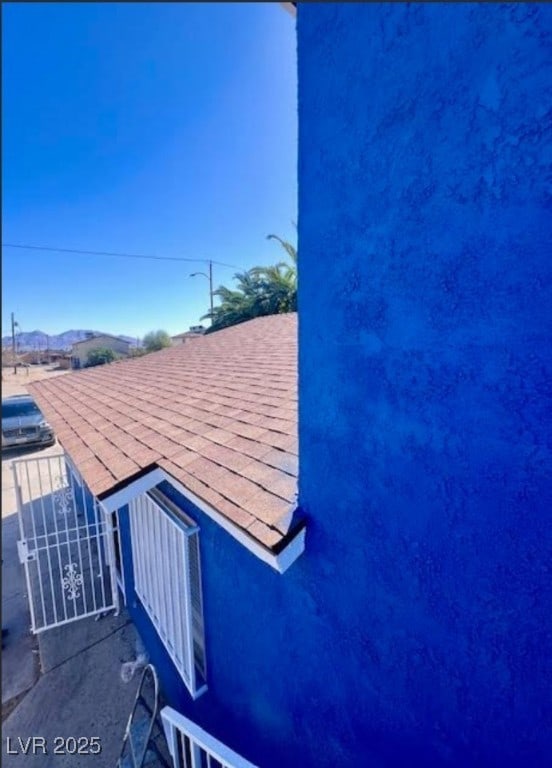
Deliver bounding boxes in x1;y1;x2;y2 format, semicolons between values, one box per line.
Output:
72;333;131;347
97;462;160;501
280;2;296;18
98;465;305;574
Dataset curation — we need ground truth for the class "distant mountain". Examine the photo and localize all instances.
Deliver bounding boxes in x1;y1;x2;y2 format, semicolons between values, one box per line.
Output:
1;329;140;351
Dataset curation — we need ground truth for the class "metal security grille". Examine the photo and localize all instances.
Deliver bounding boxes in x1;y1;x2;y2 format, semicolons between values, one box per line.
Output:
161;707;258;768
13;454;119;634
129;490;206;698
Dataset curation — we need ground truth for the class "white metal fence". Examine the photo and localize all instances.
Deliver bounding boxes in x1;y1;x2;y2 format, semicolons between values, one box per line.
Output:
13;454;118;634
129;489;206;698
161;707;258;768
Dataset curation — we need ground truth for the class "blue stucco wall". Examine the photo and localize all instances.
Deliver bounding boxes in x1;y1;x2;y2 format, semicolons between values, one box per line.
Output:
298;3;552;767
119;481;322;767
70;5;551;766
68;469;96;524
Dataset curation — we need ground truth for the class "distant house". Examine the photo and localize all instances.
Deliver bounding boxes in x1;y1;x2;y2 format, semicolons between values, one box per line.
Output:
51;352;72;369
16;352;35;365
71;333;131;369
170;326;206;345
19;349;70;366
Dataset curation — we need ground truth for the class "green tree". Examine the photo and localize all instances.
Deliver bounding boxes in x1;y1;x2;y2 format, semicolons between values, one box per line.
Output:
203;234;297;333
251;234;297;313
142;330;171;352
128;347;147;358
86;348;116;367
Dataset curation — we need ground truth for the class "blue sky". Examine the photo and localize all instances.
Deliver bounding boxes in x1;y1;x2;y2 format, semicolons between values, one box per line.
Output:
2;2;297;339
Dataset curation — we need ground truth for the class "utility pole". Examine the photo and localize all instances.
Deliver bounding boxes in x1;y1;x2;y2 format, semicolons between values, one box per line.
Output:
11;312;17;374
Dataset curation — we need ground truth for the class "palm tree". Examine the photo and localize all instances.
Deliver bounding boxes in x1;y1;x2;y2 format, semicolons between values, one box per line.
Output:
248;234;297;313
266;234;297;264
206;273;264;331
202;234;297;332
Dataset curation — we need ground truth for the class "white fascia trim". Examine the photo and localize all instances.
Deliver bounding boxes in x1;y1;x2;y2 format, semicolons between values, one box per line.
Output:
157;469;305;574
99;467;305;574
99;468;165;512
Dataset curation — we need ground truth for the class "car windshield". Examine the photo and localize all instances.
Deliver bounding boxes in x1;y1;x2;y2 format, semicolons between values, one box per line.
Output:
2;400;41;419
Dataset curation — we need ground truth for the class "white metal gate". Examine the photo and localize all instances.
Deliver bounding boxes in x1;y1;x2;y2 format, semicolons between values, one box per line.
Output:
13;454;119;634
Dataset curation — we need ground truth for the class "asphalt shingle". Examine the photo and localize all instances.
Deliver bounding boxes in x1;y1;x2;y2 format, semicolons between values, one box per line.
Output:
29;314;298;549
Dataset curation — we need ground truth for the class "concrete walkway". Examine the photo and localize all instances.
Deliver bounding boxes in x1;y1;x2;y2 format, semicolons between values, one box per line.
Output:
2;612;142;766
2;512;40;719
2;440;70;718
2;490;145;766
2;478;143;765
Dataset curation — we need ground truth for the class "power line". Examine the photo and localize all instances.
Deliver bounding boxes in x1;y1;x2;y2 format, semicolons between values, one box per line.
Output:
1;243;240;269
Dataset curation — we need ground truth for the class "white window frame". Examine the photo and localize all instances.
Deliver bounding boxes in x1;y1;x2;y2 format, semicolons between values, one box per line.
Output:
161;706;259;768
111;508;126;601
129;488;207;699
65;454;83;487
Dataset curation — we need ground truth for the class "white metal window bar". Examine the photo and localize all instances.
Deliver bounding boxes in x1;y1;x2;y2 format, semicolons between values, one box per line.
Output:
161;707;259;768
13;453;118;634
129;489;207;698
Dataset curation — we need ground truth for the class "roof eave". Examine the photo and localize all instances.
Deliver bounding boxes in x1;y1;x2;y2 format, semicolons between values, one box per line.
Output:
98;465;305;574
280;2;296;18
72;334;130;347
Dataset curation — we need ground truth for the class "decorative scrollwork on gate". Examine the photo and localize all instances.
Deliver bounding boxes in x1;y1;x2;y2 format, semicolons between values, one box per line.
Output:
53;475;73;516
62;563;83;600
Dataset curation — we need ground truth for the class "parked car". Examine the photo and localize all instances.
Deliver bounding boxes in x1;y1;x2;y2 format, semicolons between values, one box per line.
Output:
1;394;55;450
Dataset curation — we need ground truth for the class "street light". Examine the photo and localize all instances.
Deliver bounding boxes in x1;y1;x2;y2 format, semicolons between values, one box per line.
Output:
190;261;214;324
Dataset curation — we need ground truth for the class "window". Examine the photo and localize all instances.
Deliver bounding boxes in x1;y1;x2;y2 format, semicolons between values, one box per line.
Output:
129;489;206;698
2;397;40;418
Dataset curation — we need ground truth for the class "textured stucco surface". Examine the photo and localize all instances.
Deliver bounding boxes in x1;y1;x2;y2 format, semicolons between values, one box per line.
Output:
70;5;551;766
298;3;552;766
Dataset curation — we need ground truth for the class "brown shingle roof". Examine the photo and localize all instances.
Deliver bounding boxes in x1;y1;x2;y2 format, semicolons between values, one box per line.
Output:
29;314;298;548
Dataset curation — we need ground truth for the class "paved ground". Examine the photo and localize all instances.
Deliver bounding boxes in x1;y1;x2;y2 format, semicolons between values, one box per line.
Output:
2;365;145;765
2;614;142;766
2;366;71;718
1;511;40;718
2;365;71;521
2;365;72;717
2;364;71;398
